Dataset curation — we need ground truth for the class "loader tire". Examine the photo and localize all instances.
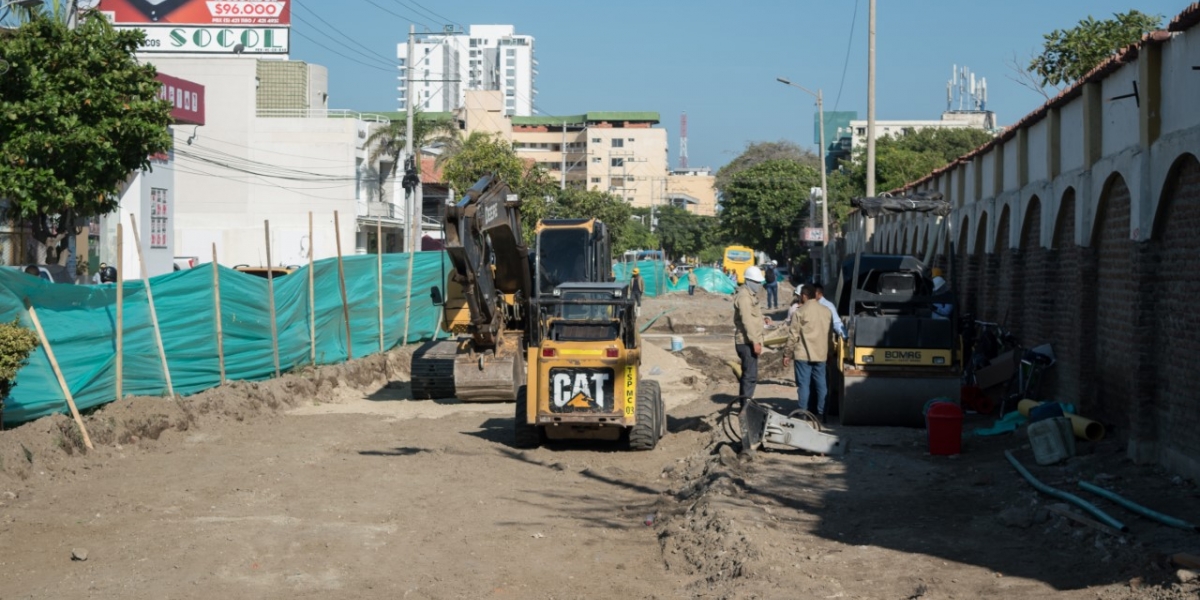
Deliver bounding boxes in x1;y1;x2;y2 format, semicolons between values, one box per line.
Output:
629;380;662;451
513;386;543;449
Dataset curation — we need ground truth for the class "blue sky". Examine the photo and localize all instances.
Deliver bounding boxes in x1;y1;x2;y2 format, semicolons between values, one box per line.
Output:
290;0;1187;171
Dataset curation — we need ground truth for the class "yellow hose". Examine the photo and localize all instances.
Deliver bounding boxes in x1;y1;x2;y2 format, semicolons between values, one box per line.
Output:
1017;399;1105;442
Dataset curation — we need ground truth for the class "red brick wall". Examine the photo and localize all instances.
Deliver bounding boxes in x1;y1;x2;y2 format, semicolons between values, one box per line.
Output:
1019;199;1047;350
1150;155;1200;467
1091;176;1135;429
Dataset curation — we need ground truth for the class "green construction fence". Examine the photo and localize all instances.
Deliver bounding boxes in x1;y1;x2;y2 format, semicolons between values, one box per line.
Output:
612;261;736;296
1;252;450;426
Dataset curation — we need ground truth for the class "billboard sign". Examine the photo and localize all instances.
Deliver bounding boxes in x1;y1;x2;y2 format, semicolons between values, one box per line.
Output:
96;0;290;26
121;25;289;54
803;227;824;243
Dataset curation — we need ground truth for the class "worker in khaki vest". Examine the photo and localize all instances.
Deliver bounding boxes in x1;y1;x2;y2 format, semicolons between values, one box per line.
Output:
733;265;766;399
784;284;832;423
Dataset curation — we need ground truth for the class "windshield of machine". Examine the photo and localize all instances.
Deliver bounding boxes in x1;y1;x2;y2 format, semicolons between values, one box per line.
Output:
557;291;616;321
538;228;589;293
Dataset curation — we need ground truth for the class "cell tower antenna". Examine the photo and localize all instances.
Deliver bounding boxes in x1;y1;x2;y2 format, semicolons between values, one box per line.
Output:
679;112;689;170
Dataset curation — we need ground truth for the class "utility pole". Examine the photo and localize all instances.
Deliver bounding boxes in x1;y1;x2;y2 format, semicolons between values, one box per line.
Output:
403;24;418;253
865;0;877;248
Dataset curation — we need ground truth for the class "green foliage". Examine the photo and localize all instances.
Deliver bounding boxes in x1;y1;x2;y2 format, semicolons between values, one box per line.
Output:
719;159;820;260
826;127;996;230
647;205;720;260
715;140;819;195
0;319;39;401
1029;10;1162;87
365;109;460;182
546;187;651;256
0;14;173;228
440;131;556;242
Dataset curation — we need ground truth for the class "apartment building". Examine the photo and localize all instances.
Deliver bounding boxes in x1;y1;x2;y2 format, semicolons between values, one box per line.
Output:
398;24;536;117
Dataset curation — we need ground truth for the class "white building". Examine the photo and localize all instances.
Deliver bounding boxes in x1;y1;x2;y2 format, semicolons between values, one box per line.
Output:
399;24;537;117
98;56;403;278
842;110;998;153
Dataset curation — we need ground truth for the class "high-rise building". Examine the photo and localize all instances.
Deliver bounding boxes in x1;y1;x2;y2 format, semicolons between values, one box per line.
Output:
398;25;536;116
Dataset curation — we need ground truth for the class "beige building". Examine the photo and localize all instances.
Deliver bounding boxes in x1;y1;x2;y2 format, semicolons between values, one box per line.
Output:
454;91;714;215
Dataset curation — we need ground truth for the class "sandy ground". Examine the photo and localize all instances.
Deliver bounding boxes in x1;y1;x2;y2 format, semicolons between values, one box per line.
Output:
0;288;1197;599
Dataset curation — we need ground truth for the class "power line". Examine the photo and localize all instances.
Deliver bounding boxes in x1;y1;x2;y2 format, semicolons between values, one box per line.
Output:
392;0;459;30
291;8;396;68
291;29;398;74
833;0;861;112
360;0;434;30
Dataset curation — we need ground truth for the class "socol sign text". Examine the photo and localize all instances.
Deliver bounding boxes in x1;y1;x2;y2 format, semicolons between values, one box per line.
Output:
122;26;289;54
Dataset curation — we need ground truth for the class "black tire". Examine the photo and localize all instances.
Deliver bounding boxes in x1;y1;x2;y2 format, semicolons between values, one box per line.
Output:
513;386;542;448
629;379;661;451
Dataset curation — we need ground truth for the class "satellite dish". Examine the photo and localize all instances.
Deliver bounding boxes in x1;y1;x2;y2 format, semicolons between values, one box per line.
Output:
232;43;245;55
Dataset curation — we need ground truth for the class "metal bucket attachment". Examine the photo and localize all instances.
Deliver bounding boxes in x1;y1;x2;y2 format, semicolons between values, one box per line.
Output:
740;400;846;456
453;345;522;402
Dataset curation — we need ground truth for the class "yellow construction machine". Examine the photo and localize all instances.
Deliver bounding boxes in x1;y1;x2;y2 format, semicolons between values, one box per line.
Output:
830;193;962;426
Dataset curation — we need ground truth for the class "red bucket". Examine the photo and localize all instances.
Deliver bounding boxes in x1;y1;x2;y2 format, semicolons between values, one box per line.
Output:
926;401;964;456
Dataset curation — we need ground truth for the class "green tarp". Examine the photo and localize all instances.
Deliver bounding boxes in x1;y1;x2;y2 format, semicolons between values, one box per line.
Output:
1;252;450;425
613;261;735;296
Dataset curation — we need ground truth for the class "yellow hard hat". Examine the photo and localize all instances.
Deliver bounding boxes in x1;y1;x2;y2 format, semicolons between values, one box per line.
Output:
632;268;640;275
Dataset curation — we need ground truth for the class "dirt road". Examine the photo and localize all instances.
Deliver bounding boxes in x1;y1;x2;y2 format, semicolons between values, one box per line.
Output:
1;291;1198;599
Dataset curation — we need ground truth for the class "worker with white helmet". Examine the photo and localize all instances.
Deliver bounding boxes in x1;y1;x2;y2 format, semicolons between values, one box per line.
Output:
733;265;767;399
931;274;954;320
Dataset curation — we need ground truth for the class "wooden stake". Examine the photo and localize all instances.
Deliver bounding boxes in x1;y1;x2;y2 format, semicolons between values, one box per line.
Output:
265;220;280;378
26;301;93;450
115;223;124;401
377;217;384;353
308;211;316;365
128;214;175;399
333;211;353;359
401;222;416;346
212;243;226;384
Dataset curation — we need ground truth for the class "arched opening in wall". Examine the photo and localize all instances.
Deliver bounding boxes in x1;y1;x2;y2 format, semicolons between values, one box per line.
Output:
1021;197;1042;251
957;216;970;255
1150;153;1200;465
1091;171;1133;429
1052;187;1075;249
974;212;988;256
996;206;1011;253
1020;196;1048;348
1152;153;1200;239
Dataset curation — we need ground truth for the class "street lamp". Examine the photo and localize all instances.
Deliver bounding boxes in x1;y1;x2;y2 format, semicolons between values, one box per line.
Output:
777;76;829;282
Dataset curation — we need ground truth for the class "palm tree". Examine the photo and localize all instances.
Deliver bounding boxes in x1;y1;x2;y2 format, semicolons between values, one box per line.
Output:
365;109;462;197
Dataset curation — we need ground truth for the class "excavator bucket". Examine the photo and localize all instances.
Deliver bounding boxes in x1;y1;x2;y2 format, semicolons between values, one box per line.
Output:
452;340;523;402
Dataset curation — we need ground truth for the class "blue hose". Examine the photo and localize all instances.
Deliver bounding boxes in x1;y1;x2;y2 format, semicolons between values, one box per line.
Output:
1004;450;1128;532
1078;481;1200;532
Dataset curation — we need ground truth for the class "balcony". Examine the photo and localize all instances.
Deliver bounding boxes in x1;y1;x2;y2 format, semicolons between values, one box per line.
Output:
366;202;395;218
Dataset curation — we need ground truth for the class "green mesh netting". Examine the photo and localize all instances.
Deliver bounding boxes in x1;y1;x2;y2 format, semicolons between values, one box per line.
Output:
1;252;450;425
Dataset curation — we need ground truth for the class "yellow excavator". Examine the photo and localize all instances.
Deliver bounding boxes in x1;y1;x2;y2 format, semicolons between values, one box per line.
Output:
413;175;665;449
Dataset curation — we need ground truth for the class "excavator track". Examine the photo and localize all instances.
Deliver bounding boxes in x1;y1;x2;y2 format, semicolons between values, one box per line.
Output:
410;340;459;399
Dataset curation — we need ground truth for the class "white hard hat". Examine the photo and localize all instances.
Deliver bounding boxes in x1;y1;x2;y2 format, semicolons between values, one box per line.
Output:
743;266;765;283
770;260;777;266
932;276;947;292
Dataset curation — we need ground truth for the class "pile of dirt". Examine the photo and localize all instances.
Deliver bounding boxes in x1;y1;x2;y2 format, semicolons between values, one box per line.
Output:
676;347;737;385
0;348;413;488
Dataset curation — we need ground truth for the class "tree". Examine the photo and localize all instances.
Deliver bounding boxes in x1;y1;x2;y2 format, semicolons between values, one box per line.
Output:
825;127;996;230
715;140;819;194
546;187;649;256
365;109;460;196
0;13;172;255
718;159;820;261
439;131;555;242
1027;10;1162;89
648;205;718;260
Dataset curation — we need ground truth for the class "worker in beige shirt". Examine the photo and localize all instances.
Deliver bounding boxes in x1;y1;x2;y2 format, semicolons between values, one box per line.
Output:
784;284;832;422
733;265;766;399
